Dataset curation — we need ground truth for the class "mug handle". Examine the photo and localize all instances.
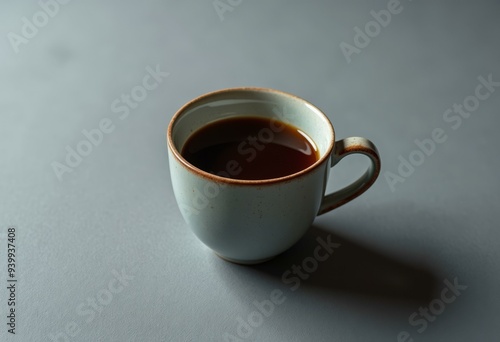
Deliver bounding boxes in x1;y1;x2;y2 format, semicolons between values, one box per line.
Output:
318;137;381;215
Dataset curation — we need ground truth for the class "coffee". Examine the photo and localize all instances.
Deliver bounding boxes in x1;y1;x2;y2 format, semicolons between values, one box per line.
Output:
181;116;319;180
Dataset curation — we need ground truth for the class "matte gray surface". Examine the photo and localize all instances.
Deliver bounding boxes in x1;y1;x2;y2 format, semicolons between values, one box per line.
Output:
1;1;499;341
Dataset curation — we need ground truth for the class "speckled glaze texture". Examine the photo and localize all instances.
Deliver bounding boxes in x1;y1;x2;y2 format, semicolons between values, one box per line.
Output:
167;88;381;264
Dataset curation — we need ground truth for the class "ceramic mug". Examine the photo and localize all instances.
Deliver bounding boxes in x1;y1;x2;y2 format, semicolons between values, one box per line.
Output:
167;87;381;264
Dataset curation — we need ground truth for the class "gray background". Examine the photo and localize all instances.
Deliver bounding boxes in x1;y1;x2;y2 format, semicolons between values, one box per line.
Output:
1;0;499;341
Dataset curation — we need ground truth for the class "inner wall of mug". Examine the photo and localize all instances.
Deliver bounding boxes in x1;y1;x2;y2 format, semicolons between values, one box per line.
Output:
171;89;334;159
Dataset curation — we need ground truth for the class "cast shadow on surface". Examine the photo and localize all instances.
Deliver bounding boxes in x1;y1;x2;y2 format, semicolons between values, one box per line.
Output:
246;223;439;306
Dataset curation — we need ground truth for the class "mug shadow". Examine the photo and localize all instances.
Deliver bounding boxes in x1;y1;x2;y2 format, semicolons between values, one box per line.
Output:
247;223;439;305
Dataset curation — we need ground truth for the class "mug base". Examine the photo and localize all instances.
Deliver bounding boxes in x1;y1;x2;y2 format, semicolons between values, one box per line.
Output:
214;252;275;265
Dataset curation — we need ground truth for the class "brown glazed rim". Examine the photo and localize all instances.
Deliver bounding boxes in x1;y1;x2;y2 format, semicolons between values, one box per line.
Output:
167;87;335;186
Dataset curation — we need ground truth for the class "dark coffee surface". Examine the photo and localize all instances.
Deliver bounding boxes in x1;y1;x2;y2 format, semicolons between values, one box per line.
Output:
181;117;319;180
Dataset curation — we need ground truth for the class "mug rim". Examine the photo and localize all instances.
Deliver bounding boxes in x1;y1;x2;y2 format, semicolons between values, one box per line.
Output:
167;87;335;185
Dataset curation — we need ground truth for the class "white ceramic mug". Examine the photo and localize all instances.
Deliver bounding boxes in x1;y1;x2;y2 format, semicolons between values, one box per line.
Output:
167;88;381;264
